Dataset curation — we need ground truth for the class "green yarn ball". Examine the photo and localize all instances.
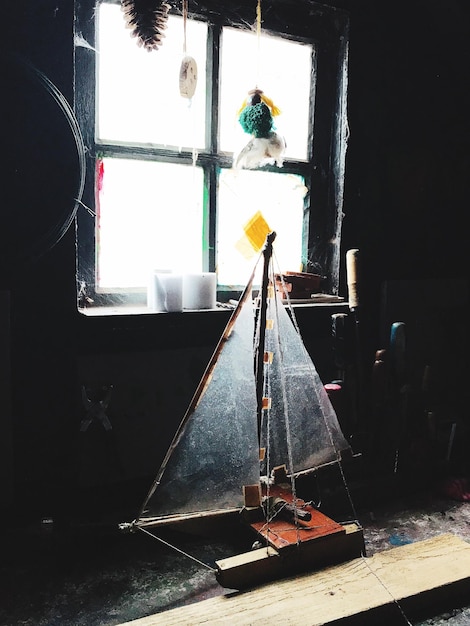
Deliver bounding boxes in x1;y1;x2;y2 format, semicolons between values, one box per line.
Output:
238;102;273;138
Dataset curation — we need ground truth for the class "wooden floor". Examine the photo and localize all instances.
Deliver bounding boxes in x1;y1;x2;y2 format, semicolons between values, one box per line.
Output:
118;534;470;625
2;486;470;626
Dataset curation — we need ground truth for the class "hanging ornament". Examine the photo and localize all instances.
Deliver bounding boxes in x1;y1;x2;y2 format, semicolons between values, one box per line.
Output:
238;88;281;136
233;88;286;170
233;1;286;170
179;0;198;99
121;0;171;51
179;56;198;99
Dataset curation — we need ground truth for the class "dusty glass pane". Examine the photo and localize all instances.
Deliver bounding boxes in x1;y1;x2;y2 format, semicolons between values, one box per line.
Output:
97;158;204;289
139;293;260;522
97;4;207;149
217;169;307;286
219;27;313;160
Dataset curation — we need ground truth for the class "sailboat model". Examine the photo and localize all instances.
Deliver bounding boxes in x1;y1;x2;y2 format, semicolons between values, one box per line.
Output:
122;232;364;590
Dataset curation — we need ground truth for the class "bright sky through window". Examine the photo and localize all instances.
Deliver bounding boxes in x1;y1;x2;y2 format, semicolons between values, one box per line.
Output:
95;3;312;291
220;27;313;161
98;6;207;148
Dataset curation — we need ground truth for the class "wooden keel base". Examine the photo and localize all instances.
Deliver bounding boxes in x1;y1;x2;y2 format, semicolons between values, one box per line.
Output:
215;522;364;590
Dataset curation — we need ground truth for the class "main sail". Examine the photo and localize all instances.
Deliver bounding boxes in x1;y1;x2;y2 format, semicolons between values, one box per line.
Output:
259;283;351;478
136;276;261;527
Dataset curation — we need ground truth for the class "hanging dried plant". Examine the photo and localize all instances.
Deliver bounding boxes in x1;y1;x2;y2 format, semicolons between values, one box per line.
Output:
121;0;171;51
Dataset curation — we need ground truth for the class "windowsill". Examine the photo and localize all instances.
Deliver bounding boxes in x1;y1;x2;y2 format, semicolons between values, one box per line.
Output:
75;296;350;354
78;296;347;317
78;305;229;316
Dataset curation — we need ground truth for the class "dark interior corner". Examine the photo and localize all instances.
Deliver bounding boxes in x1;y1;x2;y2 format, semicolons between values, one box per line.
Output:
0;1;469;625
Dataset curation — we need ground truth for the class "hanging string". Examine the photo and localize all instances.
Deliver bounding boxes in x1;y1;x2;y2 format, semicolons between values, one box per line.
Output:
255;0;262;88
179;0;198;164
182;0;188;54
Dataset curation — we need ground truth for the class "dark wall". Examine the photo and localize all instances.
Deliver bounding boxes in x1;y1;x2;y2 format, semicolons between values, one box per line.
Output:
1;0;468;525
337;0;470;478
2;1;80;522
339;0;469;286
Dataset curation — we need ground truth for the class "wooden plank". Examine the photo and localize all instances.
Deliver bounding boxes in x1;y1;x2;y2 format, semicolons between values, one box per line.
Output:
117;534;470;625
215;523;365;590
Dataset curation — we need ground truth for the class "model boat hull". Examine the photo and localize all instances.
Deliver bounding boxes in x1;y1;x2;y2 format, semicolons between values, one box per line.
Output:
216;520;364;590
215;483;364;589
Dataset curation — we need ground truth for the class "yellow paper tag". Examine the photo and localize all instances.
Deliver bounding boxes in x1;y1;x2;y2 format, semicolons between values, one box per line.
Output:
235;211;272;259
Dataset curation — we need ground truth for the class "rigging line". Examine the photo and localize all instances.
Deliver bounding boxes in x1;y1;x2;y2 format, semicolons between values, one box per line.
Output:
276;252;360;523
261;254;302;542
271;262;302;535
263;332;272;489
359;555;413;626
272;251;357;529
273;262;412;626
260;362;277;528
137;526;217;572
255;232;276;441
335;454;359;522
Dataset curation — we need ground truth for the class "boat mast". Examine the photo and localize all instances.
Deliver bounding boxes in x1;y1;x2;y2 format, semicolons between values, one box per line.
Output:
255;231;276;442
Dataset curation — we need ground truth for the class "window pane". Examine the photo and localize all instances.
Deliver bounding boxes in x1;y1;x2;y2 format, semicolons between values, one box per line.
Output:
219;27;313;161
217;169;307;286
97;4;207;149
97;158;204;289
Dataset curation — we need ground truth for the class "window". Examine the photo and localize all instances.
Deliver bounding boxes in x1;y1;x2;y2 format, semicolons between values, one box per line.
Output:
74;0;349;312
